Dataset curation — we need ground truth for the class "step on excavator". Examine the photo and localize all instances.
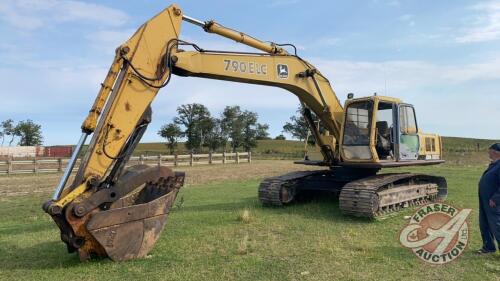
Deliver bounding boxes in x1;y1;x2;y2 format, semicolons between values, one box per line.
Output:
43;4;447;261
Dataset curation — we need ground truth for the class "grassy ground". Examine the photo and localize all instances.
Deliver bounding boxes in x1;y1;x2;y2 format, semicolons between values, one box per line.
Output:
1;160;500;280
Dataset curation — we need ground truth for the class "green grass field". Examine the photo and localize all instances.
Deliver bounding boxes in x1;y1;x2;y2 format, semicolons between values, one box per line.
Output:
1;162;500;281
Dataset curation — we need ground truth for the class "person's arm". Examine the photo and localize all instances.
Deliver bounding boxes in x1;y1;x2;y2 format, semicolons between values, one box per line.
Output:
489;166;500;207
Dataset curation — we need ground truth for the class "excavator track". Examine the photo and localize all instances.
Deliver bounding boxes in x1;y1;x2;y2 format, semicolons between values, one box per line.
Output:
258;171;321;206
259;171;447;219
339;173;447;218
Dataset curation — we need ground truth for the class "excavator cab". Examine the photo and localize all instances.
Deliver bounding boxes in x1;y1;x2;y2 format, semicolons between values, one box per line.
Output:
340;95;442;166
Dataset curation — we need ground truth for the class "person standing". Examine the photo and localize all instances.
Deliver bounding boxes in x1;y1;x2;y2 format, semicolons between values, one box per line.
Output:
477;143;500;254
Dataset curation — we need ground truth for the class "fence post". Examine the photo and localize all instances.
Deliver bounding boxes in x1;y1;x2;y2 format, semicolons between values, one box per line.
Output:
190;153;194;166
236;152;240;164
7;156;12;175
174;154;178;166
158;154;162;167
223;152;226;164
209;152;213;164
34;157;38;174
248;151;252;163
58;158;63;172
140;154;144;165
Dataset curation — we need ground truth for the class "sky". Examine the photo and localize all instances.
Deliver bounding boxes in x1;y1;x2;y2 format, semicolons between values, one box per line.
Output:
0;0;499;145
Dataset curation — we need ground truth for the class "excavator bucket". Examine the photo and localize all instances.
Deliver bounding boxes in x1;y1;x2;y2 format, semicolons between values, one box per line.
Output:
46;165;184;261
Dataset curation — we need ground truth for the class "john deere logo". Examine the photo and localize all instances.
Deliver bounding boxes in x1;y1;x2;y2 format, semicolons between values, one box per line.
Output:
399;203;471;265
277;64;288;79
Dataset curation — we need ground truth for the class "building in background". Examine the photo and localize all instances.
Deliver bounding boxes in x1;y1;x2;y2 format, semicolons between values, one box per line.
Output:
42;146;73;157
0;146;73;158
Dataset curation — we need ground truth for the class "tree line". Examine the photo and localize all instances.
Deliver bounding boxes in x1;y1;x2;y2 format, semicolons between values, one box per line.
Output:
158;104;269;154
0;119;43;146
1;104;313;150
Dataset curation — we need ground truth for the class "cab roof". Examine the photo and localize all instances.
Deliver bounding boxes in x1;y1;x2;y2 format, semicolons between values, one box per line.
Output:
347;95;402;104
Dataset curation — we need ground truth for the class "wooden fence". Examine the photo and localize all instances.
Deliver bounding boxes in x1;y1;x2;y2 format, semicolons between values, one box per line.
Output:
0;152;251;175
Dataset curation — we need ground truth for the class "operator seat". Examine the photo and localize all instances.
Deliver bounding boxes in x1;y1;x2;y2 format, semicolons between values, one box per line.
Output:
376;121;392;159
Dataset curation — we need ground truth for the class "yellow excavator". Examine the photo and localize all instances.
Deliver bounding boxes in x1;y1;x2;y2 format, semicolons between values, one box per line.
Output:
43;4;447;261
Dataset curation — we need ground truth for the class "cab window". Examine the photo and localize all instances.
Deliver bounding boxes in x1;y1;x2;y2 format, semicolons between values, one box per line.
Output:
342;101;373;160
343;101;372;145
399;106;418;134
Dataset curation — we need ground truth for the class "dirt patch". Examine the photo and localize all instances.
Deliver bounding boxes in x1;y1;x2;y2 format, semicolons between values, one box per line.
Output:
0;160;325;197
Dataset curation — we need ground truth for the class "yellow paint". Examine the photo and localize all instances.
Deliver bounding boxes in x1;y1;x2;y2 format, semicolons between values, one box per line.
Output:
418;133;442;159
55;183;87;208
56;4;443;207
205;21;287;54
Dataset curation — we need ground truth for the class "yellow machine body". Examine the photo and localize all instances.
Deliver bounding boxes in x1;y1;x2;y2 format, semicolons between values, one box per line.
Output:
43;4;446;261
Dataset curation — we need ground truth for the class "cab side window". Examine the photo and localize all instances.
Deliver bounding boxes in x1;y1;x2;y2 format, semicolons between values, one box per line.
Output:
399;106;418;134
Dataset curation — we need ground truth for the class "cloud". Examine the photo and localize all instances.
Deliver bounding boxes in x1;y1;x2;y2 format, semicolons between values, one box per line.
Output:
268;0;301;7
0;0;128;31
0;63;106;115
456;1;500;43
398;14;413;21
398;14;415;27
317;37;341;47
372;0;400;6
85;29;136;54
296;36;341;51
313;58;500;96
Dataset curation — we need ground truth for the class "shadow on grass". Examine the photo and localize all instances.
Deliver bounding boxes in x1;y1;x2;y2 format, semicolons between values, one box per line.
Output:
284;191;374;224
0;240;83;270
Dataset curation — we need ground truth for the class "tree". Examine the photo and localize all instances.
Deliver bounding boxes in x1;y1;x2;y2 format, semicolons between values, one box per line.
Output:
1;119;16;146
256;123;270;140
168;104;268;153
240;111;259;152
282;106;309;141
174;103;212;152
203;118;224;152
220;106;268;152
275;134;286;140
15;119;43;146
158;123;182;154
282;105;321;144
221;106;243;152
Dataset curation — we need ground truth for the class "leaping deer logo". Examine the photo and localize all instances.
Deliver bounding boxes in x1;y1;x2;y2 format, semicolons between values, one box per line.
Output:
277;64;288;79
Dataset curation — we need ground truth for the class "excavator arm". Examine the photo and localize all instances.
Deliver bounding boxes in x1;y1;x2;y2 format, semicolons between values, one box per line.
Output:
43;4;345;261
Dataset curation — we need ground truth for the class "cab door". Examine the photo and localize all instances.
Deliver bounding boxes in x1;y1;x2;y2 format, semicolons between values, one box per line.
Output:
395;104;419;160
